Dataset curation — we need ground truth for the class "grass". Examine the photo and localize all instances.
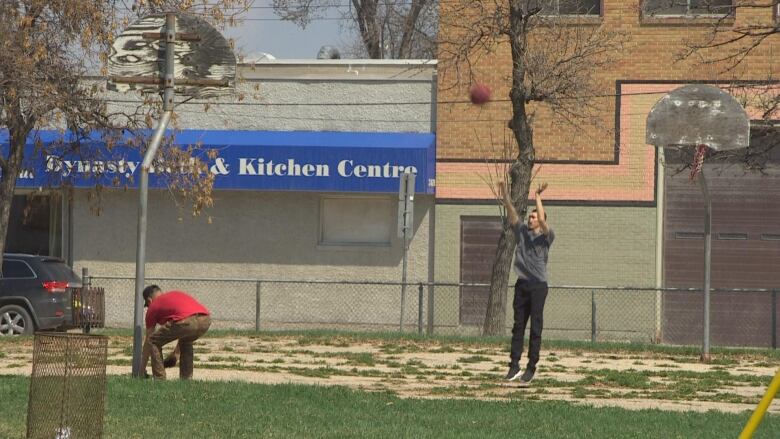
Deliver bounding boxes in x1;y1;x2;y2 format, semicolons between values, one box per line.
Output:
457;355;491;364
0;375;777;439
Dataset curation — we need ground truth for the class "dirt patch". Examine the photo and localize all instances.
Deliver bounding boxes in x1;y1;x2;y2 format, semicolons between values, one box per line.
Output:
2;334;778;415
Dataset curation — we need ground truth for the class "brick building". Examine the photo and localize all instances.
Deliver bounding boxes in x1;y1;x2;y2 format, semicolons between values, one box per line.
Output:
434;1;780;343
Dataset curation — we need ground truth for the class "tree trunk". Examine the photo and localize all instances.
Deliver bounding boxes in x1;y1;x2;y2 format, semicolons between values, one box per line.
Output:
483;5;536;335
397;0;427;58
482;224;516;334
0;130;29;264
354;0;383;58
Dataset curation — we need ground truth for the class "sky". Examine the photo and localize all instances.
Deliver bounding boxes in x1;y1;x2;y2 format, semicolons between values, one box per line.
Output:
221;1;357;60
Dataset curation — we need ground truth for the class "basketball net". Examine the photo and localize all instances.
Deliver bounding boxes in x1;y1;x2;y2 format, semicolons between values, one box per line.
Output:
690;144;707;181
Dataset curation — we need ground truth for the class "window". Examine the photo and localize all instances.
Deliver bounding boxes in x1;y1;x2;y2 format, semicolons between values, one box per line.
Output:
542;0;601;15
319;197;394;246
775;1;779;22
1;260;36;279
644;0;733;16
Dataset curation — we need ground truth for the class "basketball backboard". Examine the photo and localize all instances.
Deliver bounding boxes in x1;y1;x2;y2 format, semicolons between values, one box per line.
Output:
108;13;236;99
646;84;750;152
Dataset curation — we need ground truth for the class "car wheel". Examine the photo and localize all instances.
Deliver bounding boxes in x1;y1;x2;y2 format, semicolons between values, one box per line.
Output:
0;305;35;336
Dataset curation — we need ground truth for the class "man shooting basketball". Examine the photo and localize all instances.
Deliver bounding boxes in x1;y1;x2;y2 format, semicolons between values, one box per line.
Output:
499;180;555;384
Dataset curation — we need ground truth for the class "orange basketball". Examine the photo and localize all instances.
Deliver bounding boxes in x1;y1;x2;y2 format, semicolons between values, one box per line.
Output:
469;83;491;105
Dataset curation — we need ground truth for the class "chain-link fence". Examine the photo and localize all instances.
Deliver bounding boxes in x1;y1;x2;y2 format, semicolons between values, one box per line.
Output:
88;275;779;349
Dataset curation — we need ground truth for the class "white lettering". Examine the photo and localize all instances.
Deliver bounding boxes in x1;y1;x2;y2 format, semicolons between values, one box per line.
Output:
240;158;257;175
337;160;352;177
287;159;300;176
337;160;415;179
46;156;62;173
125;161;139;175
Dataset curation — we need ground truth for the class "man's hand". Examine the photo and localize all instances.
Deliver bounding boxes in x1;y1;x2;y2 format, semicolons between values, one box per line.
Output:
534;182;550;235
163;342;181;368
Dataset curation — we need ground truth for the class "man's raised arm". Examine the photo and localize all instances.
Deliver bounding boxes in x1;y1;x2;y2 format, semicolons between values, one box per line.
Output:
536;183;550;235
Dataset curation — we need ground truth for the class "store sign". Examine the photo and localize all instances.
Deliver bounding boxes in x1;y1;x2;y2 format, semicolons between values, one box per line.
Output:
3;130;436;194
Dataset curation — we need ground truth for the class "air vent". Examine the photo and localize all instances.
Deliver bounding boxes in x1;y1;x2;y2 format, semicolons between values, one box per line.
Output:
675;232;703;239
717;233;748;240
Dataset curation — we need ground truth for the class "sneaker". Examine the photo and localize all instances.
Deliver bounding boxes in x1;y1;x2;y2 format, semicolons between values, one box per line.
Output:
519;367;536;384
505;364;522;381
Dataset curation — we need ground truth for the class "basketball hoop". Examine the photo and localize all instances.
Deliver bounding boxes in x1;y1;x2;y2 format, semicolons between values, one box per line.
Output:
690;144;708;181
646;84;750;363
110;12;237;379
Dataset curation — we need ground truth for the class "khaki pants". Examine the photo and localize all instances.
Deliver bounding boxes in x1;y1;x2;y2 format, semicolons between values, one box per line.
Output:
149;314;211;379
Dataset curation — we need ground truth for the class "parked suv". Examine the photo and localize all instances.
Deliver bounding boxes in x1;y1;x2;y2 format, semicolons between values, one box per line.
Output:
0;254;81;336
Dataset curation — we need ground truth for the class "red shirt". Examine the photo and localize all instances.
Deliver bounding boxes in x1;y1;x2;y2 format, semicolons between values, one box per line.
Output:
145;291;210;328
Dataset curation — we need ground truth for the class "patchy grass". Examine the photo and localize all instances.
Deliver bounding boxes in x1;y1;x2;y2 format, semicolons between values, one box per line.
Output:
577;369;653;389
207;355;244;363
457;355;491;364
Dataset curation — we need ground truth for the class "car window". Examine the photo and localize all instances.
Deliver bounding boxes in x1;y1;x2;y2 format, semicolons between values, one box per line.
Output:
39;260;81;283
1;260;36;279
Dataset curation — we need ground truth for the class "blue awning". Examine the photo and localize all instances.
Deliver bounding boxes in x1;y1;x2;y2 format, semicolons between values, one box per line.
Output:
2;129;436;194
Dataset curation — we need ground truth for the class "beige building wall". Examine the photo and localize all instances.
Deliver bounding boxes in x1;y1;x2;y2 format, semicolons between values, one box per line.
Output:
74;190;433;328
433;204;658;340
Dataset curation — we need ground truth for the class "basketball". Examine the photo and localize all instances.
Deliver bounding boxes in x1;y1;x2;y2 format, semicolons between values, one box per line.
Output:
469;83;491;105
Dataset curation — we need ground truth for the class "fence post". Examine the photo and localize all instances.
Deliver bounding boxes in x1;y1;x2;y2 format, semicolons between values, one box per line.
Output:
255;281;262;332
427;283;434;335
82;267;90;287
772;289;777;350
418;283;424;335
591;290;596;344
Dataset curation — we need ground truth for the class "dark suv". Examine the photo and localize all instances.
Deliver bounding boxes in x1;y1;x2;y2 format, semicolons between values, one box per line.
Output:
0;254;82;336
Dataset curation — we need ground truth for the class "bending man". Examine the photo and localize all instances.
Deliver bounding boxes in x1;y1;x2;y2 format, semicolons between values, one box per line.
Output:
142;285;211;379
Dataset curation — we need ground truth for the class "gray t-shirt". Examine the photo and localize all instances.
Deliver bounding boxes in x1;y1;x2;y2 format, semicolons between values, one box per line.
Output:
512;223;555;282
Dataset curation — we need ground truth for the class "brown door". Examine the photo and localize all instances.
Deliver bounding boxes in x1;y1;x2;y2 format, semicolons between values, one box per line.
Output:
460;216;503;325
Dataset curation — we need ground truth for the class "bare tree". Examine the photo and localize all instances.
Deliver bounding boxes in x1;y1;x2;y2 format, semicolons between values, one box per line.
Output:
271;0;438;59
666;0;779;70
0;0;251;265
438;0;628;335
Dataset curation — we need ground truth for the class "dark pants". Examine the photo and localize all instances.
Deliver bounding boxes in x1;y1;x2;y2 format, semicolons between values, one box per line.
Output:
149;314;211;379
510;279;548;370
